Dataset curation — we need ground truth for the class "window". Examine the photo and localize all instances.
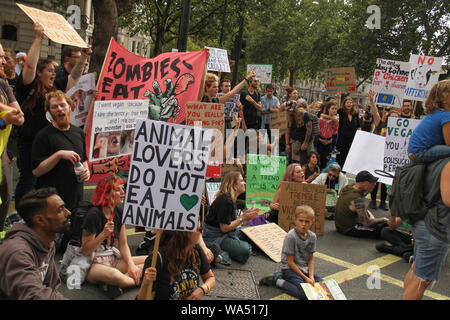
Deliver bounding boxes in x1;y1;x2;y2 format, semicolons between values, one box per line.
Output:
1;25;17;41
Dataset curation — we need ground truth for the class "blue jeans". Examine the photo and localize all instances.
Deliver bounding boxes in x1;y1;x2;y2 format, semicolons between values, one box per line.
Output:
15;143;36;204
281;268;323;299
413;145;450;163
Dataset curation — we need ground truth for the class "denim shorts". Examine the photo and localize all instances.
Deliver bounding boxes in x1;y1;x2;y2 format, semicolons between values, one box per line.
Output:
412;220;449;282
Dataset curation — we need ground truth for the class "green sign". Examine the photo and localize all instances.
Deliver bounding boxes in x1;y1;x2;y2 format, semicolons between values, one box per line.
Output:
245;154;287;212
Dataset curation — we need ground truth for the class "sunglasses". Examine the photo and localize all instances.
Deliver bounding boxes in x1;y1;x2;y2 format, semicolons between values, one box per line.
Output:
328;173;338;179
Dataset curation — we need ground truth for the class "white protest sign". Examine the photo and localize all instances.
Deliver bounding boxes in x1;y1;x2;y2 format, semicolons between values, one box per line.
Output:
371;59;410;108
67;73;95;127
205;182;221;205
89;100;149;161
123;119;212;231
342;131;392;185
404;54;443;101
247;64;273;84
205;47;230;73
384;117;421;176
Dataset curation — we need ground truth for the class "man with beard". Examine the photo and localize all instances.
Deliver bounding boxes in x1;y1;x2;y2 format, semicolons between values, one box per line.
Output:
240;74;262;130
0;188;69;299
31;91;90;213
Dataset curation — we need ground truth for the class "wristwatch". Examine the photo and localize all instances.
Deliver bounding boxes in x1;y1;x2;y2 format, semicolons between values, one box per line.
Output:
0;118;6;130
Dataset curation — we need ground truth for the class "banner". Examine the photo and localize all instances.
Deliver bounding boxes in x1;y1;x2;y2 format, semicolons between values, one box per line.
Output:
89;100;149;161
246;154;287;212
17;3;88;48
241;223;287;263
371;59;410;108
384;117;421;176
246;64;273;84
404;54;443;101
278;182;326;235
205;47;230;73
122;119;212;231
324;67;356;93
67;73;96;127
86;39;208;181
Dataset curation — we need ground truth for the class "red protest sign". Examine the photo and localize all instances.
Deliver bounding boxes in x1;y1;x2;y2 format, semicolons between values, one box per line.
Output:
85;39;208;182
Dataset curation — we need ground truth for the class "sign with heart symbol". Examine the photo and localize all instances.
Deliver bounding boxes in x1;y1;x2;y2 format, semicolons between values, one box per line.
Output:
180;194;199;211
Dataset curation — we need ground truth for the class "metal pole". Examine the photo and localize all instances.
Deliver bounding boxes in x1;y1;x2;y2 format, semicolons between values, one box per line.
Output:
219;0;228;48
178;0;192;52
231;17;244;87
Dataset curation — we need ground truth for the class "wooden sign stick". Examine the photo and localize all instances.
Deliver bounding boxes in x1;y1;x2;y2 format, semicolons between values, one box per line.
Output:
145;229;163;300
412;100;417;117
107;157;119;247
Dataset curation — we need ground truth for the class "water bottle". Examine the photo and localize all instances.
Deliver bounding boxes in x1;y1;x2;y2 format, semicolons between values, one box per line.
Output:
335;183;339;192
74;161;85;183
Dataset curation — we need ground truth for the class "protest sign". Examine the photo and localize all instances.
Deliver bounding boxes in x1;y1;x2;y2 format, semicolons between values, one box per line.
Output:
85;38;208;182
342;131;392;185
404;54;443;101
122;119;212;232
205;47;230;73
185;101;224;178
301;279;347;300
246;64;273;84
324;67;356;93
67;73;96;127
205;182;221;205
269;111;288;137
89;100;149;161
246;154;287;212
384;117;421;176
371;59;410;108
17;3;88;48
217;93;240;119
241;223;287;263
278;182;326;235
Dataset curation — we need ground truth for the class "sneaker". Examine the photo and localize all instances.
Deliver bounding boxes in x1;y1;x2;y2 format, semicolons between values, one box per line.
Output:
214;254;223;264
100;284;123;299
402;252;413;263
370;200;377;209
379;202;388;210
332;149;340;155
259;272;282;286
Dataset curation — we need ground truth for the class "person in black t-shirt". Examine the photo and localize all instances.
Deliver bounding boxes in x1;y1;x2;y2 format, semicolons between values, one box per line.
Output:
240;75;261;130
137;226;216;300
31;91;90;212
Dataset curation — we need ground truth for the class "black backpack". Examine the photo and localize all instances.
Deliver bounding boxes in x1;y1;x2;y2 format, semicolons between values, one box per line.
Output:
386;162;439;225
68;201;100;247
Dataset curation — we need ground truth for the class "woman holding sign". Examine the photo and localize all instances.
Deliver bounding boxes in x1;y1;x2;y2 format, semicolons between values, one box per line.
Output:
202;171;260;264
81;176;146;298
267;163;306;224
201;71;256;104
137;223;216;300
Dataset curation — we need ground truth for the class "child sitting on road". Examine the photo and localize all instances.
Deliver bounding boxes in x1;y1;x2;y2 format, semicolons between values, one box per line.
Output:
407;79;450;163
259;205;322;299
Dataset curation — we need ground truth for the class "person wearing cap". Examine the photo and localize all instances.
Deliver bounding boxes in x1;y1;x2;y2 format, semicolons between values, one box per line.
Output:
81;176;146;299
334;170;388;238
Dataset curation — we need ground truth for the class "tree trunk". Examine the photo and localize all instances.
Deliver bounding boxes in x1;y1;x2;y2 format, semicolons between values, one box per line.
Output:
89;0;119;76
289;69;295;87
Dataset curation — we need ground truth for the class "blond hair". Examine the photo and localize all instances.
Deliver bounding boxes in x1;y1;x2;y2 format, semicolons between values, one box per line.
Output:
216;171;241;203
204;73;219;90
294;205;315;219
425;79;450;114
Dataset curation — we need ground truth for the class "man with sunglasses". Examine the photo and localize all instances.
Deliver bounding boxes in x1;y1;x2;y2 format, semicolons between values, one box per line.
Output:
335;170;388;238
311;163;348;195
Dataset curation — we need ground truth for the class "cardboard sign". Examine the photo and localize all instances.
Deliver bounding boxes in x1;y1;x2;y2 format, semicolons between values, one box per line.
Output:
246;64;273;84
17;3;88;48
205;47;230;73
324;67;356;93
278;182;326;235
85;39;208;182
371;59;410;108
246;154;287;212
342;131;392;185
269;111;288;137
384;117;421;175
301;279;347;300
404;54;443;101
241;223;287;263
122;119;212;231
205;182;221;205
89;100;149;161
67;73;96;127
